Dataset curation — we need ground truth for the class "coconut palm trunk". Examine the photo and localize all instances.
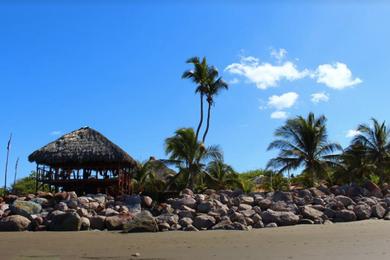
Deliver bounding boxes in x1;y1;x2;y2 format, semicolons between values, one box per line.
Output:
202;100;212;143
195;93;204;141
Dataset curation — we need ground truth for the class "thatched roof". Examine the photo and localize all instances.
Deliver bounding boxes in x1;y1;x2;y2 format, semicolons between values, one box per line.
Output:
28;127;137;168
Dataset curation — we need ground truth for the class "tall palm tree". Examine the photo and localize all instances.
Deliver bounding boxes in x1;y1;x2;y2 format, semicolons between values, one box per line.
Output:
352;118;390;182
165;128;222;189
182;57;210;141
202;67;228;143
267;112;342;186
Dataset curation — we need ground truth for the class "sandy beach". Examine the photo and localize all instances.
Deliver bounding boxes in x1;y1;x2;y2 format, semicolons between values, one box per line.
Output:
1;220;390;260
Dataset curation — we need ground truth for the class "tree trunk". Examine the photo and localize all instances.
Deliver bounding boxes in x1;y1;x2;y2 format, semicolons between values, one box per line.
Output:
195;94;204;142
202;101;212;143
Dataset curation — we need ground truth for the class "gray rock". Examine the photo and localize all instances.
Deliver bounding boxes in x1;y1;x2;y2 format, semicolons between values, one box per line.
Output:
183;225;199;231
49;212;81;231
10;200;42;219
265;222;278;228
142;196;153;208
171;195;197;209
0;215;31;231
156;213;179;226
197;201;214;213
384;212;390;220
241;209;256;218
253;221;264;229
240;196;254;205
232;222;250;231
179;217;193;227
272;191;293;202
89;216;106;230
212;219;234;230
123;211;158;233
354;204;372;220
230;212;246;225
105;215;131;230
299;219;315;225
158;222;170;231
193;215;216;230
334;210;357;222
257;199;272;210
372;204;386;218
261;209;299;226
300;205;324;220
335;195;355;207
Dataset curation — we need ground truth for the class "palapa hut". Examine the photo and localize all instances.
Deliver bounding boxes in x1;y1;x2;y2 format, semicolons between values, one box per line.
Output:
28;127;138;195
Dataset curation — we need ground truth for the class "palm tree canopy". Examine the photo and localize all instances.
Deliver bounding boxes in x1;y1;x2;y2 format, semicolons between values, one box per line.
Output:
267;112;342;181
182;56;210;94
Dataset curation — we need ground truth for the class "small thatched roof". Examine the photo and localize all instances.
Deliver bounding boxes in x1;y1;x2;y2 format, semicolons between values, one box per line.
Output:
29;127;137;168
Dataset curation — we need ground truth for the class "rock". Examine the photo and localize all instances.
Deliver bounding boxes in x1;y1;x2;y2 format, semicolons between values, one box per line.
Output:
54;192;68;201
103;208;119;217
49;212;81;231
179;217;193;227
241;209;256;218
371;204;386;218
297;189;313;203
142;196;153;208
232;222;250;231
197;201;214;213
90;216;106;230
55;202;68;211
123;195;141;213
178;209;195;219
183;225;199;231
77;208;90;218
238;203;252;211
4;195;18;204
300;206;324;220
230;212;246;225
158;222;170;231
299;219;315;225
123;211;158;233
105;214;132;230
384;212;390;220
37;191;54;200
0;215;31;231
156;214;179;226
354;204;372;220
171;195;197;209
309;187;325;198
211;219;234;230
272;191;293;202
265;222;278;228
334;210;357;222
193;215;216;230
10;200;42;219
261;209;299;226
80;217;90;230
240;196;254;205
335;195;355;207
31;198;49;206
257;199;272;210
253;221;264;229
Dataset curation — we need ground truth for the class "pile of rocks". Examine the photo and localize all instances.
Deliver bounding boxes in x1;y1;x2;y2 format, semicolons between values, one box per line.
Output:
1;181;390;232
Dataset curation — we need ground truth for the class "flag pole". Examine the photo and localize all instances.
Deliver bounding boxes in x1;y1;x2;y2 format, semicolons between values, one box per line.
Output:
4;133;12;196
13;157;19;192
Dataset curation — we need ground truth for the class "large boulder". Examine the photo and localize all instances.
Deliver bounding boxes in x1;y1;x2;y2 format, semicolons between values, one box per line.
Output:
335;195;355;207
354;204;372;220
300;206;324;221
372;204;386;219
10;200;42;219
0;215;31;231
272;191;293;203
156;214;179;226
123;211;158;233
105;214;132;230
171;195;197;209
334;210;357;222
365;181;383;198
261;209;299;226
211;219;234;230
90;216;106;230
197;201;214;213
48;212;81;231
193;215;216;230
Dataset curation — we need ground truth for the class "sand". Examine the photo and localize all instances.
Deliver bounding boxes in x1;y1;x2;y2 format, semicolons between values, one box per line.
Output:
1;220;390;260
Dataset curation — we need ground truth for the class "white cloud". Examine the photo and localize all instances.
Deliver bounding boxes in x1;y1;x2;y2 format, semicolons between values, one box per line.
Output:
50;131;62;136
346;129;361;138
311;92;329;103
268;92;299;110
270;48;287;62
225;56;309;89
270;111;288;119
314;62;362;89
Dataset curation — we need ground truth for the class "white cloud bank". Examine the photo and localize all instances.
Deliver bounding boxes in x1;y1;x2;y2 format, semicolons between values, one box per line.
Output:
346;129;361;138
268;92;299;110
314;62;362;89
311;92;329;103
270;111;288;119
225;50;362;90
225;56;309;89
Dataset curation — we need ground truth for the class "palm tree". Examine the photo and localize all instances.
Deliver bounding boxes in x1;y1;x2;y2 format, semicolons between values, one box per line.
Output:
165;128;222;189
352;118;390;182
267;112;342;187
182;57;210;141
205;159;241;190
131;160;169;194
202;67;228;143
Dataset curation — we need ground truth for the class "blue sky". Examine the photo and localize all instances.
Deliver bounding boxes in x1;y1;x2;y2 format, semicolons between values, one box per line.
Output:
1;1;390;186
